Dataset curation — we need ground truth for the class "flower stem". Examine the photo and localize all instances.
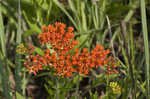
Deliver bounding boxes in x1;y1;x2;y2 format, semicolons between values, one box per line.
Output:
75;74;80;99
56;76;59;99
106;75;109;99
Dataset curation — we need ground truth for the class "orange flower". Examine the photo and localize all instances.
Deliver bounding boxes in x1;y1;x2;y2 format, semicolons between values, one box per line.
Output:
24;22;119;77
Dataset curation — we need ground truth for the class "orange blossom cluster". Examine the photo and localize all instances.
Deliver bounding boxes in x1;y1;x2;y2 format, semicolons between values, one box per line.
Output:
24;22;118;77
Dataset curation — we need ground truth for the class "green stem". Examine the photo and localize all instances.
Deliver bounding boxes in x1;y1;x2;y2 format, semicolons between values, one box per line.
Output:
75;74;80;99
56;76;59;99
106;75;109;99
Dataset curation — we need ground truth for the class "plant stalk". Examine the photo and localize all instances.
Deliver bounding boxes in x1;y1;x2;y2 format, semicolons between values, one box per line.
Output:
56;76;59;99
75;74;80;99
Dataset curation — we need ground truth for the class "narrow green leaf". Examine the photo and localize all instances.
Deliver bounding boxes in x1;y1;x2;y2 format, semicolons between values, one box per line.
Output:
0;3;11;99
24;28;40;37
0;58;11;99
81;1;87;31
0;5;6;57
68;0;76;13
140;0;150;98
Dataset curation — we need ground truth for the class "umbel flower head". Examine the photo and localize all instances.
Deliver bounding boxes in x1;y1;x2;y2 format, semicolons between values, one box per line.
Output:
16;43;34;55
23;22;119;77
110;82;121;94
16;43;28;55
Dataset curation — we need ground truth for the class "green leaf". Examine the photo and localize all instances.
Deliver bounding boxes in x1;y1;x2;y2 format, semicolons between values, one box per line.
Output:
23;11;42;33
24;28;40;37
34;47;44;55
16;92;25;99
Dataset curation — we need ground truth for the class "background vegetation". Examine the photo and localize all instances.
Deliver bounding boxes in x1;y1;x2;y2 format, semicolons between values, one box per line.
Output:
0;0;150;99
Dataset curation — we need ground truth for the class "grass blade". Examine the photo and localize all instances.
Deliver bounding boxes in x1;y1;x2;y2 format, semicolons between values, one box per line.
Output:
0;59;11;99
0;3;11;99
140;0;150;98
0;4;6;57
17;0;22;43
15;0;22;97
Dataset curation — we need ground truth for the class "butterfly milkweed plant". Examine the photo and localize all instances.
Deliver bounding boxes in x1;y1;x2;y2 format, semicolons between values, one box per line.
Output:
18;22;120;99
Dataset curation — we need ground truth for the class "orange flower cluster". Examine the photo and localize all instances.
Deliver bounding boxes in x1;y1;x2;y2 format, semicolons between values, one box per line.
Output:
24;22;119;77
38;22;78;55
